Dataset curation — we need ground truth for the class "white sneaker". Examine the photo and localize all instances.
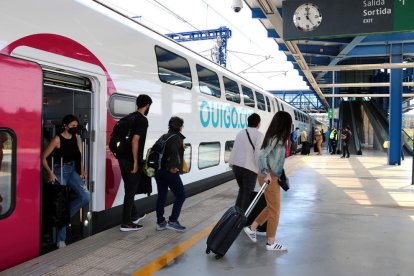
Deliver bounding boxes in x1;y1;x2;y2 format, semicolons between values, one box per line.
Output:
57;241;66;249
243;226;257;243
266;242;288;251
132;214;146;224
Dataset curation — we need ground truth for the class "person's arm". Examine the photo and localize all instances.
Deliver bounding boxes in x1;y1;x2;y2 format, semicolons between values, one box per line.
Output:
42;136;59;182
258;140;275;178
131;134;139;173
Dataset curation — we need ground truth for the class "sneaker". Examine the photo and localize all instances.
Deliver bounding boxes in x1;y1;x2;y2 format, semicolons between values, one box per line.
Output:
266;242;288;251
256;230;267;237
156;220;167;231
132;214;146;224
243;226;257;243
57;241;66;249
166;220;186;232
120;223;143;232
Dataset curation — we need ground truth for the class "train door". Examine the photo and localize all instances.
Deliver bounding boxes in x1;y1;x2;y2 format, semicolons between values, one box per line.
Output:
41;67;93;251
0;55;43;271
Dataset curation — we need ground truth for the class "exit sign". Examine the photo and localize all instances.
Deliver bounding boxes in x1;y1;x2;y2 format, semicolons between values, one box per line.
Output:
283;0;414;40
328;108;333;119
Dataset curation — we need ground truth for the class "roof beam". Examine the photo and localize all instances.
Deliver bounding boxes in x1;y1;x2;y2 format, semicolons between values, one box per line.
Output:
308;62;414;71
325;94;414;98
319;82;414;88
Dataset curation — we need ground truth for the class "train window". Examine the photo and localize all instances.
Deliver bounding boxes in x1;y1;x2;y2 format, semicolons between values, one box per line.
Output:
183;143;192;173
155;46;192;90
241;86;255;108
265;96;271;112
274;98;280;111
255;92;266;111
224;141;234;163
271;99;276;112
196;64;221;98
0;130;15;219
280;103;285;111
108;93;136;119
223;77;240;103
198;142;220;169
294;110;298;120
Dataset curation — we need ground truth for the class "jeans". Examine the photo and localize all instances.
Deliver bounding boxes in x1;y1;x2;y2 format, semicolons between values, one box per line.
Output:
232;165;257;211
54;162;90;242
118;158;141;224
155;169;186;223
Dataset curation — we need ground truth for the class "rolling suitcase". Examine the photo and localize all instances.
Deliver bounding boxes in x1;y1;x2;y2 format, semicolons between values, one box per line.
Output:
206;181;269;259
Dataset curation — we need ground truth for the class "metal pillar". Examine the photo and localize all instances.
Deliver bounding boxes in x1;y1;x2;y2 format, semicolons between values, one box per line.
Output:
388;44;403;165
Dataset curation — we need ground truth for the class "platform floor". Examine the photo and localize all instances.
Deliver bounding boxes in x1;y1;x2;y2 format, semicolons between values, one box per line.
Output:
3;149;414;276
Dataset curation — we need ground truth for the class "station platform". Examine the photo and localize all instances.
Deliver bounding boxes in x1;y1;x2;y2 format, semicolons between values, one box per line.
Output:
4;149;414;276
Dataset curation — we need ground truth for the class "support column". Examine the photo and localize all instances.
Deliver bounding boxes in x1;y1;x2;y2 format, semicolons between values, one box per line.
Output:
388;44;403;165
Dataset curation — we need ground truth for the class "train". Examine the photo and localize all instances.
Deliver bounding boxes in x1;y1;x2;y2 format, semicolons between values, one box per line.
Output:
0;0;323;271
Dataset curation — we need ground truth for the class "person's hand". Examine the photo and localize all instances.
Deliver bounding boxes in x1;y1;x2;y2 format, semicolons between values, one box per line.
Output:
80;171;87;180
131;162;138;174
264;174;272;184
48;173;58;183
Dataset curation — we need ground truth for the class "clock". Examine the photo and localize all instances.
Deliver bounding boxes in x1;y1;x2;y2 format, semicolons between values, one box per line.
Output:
293;3;322;32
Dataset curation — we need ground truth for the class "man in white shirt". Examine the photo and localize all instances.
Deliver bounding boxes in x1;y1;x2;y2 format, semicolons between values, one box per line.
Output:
229;113;264;211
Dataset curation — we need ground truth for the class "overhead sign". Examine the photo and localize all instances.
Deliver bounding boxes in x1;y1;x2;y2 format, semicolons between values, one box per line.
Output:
283;0;414;40
328;108;333;119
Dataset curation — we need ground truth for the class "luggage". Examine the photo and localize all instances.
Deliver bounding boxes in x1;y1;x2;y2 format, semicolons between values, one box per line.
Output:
44;181;70;227
246;191;267;232
206;181;269;259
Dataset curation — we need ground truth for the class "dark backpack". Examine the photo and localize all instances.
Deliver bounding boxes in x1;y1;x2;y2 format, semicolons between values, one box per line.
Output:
109;113;136;159
143;133;177;177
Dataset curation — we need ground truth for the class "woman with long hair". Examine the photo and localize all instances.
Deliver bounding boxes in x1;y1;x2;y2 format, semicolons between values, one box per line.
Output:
243;111;292;251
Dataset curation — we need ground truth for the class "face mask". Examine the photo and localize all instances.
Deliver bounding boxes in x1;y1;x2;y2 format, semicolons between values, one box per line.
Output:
68;127;78;135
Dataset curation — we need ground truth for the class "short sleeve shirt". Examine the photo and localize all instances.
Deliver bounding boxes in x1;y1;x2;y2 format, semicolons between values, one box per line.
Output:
131;112;148;163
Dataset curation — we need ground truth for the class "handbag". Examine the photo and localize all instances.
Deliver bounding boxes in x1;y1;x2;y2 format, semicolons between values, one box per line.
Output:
278;169;289;191
182;159;189;173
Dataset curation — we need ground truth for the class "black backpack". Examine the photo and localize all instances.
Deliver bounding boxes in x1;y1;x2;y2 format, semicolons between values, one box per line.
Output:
109;113;136;159
143;133;177;177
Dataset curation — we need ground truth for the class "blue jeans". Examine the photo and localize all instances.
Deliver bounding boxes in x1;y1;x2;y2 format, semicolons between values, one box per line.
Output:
54;162;90;242
155;169;186;223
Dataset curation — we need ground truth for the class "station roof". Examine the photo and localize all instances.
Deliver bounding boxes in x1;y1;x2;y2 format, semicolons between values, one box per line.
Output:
245;0;414;111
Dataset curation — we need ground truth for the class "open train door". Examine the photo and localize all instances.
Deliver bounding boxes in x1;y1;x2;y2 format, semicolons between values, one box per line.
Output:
0;54;43;271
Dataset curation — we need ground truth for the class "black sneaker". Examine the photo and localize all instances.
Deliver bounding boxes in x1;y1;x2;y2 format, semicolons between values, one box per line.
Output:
120;223;143;232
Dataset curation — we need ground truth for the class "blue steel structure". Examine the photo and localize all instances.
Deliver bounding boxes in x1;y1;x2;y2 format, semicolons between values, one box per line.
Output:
165;26;232;67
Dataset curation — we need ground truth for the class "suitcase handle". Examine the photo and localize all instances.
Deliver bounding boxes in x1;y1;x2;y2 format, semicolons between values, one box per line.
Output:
244;180;270;217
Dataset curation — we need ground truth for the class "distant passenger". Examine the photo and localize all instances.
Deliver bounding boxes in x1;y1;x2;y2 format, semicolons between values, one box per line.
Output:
229;113;264;211
290;127;300;155
155;116;187;232
330;126;338;154
42;114;90;249
325;127;331;152
341;126;351;158
300;128;309;155
314;127;322;155
118;94;152;232
243;111;291;251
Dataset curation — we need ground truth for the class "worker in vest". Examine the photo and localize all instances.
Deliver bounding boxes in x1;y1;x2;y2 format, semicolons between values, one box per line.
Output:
330;126;338;155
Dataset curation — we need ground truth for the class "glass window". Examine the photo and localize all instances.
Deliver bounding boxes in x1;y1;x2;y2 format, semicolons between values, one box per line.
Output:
223;77;240;103
281;103;285;111
275;98;280;111
0;130;15;218
294;110;298;120
224;141;234;163
108;93;136;119
265;96;271;112
241;86;255;108
196;64;221;98
155;46;192;90
255;92;266;111
198;142;220;169
183;143;191;173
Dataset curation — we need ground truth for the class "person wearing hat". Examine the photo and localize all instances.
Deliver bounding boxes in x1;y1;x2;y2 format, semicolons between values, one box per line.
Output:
154;116;187;232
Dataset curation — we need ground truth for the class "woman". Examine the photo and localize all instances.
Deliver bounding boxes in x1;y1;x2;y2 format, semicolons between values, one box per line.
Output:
42;114;90;248
154;116;187;232
243;111;292;251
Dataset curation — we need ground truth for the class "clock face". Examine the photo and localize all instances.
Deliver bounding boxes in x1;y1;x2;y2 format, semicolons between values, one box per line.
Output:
293;3;322;32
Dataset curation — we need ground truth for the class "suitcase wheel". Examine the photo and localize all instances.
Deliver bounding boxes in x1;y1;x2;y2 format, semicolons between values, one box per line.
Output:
206;248;211;254
215;254;223;260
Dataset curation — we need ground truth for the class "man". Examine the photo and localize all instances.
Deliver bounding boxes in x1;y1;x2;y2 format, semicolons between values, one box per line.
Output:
118;94;152;231
229;113;264;212
330;126;338;155
290;127;300;155
341;126;351;158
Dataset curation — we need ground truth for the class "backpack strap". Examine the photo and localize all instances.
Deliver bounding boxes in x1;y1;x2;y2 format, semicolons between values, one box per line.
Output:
245;129;255;151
